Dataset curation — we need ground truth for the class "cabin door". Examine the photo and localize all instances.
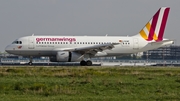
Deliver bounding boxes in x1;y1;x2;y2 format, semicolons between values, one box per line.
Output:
133;38;139;50
28;37;35;49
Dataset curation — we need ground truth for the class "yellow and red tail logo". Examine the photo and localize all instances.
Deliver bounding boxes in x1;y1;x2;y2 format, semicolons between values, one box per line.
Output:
139;7;170;41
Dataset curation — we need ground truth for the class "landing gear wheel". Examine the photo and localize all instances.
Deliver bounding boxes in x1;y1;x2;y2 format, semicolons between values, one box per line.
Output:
80;60;87;66
80;60;93;66
86;60;92;66
28;62;33;65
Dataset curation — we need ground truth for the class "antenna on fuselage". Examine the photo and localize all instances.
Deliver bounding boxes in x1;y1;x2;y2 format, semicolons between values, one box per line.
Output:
105;34;108;36
32;33;34;36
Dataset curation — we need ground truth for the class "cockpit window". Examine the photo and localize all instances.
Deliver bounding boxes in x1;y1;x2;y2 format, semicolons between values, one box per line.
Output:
12;41;22;44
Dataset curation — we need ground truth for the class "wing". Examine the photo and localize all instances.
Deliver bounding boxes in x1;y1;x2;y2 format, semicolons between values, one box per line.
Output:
57;43;119;56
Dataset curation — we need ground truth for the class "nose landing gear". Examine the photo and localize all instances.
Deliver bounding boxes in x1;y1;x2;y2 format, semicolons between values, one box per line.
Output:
28;56;33;65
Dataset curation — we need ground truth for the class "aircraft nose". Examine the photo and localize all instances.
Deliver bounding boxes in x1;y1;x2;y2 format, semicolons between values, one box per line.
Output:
5;45;12;53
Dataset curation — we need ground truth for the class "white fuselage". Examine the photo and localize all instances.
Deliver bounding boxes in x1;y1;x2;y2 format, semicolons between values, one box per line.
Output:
5;35;173;58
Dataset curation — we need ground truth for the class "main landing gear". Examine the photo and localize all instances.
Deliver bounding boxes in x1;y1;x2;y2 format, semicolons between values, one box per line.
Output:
80;60;93;66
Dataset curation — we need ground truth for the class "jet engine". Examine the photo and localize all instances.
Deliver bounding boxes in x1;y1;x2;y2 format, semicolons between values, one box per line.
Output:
50;51;83;62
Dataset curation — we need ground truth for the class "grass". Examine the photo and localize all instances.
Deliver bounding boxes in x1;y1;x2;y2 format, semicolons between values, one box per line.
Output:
0;66;180;101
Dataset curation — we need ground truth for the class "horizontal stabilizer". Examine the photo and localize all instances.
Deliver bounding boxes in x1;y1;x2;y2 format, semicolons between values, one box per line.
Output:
150;40;174;45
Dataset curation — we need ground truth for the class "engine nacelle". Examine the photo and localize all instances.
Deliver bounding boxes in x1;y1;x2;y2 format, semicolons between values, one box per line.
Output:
50;51;83;62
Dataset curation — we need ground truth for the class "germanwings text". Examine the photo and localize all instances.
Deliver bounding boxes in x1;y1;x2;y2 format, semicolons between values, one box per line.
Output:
36;37;76;42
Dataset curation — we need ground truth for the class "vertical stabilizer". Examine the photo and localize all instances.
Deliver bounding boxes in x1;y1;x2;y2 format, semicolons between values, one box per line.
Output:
139;7;170;41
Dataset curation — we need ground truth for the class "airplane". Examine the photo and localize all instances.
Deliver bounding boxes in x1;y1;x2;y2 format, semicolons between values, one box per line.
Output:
5;7;173;66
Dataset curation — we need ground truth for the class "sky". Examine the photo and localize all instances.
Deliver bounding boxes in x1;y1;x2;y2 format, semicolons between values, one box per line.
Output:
0;0;180;52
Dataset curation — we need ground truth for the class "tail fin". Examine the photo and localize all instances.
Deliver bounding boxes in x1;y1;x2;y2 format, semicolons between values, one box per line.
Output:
139;7;170;41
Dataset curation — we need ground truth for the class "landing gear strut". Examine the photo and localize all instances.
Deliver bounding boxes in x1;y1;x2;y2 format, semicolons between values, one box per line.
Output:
28;56;33;65
80;60;92;66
